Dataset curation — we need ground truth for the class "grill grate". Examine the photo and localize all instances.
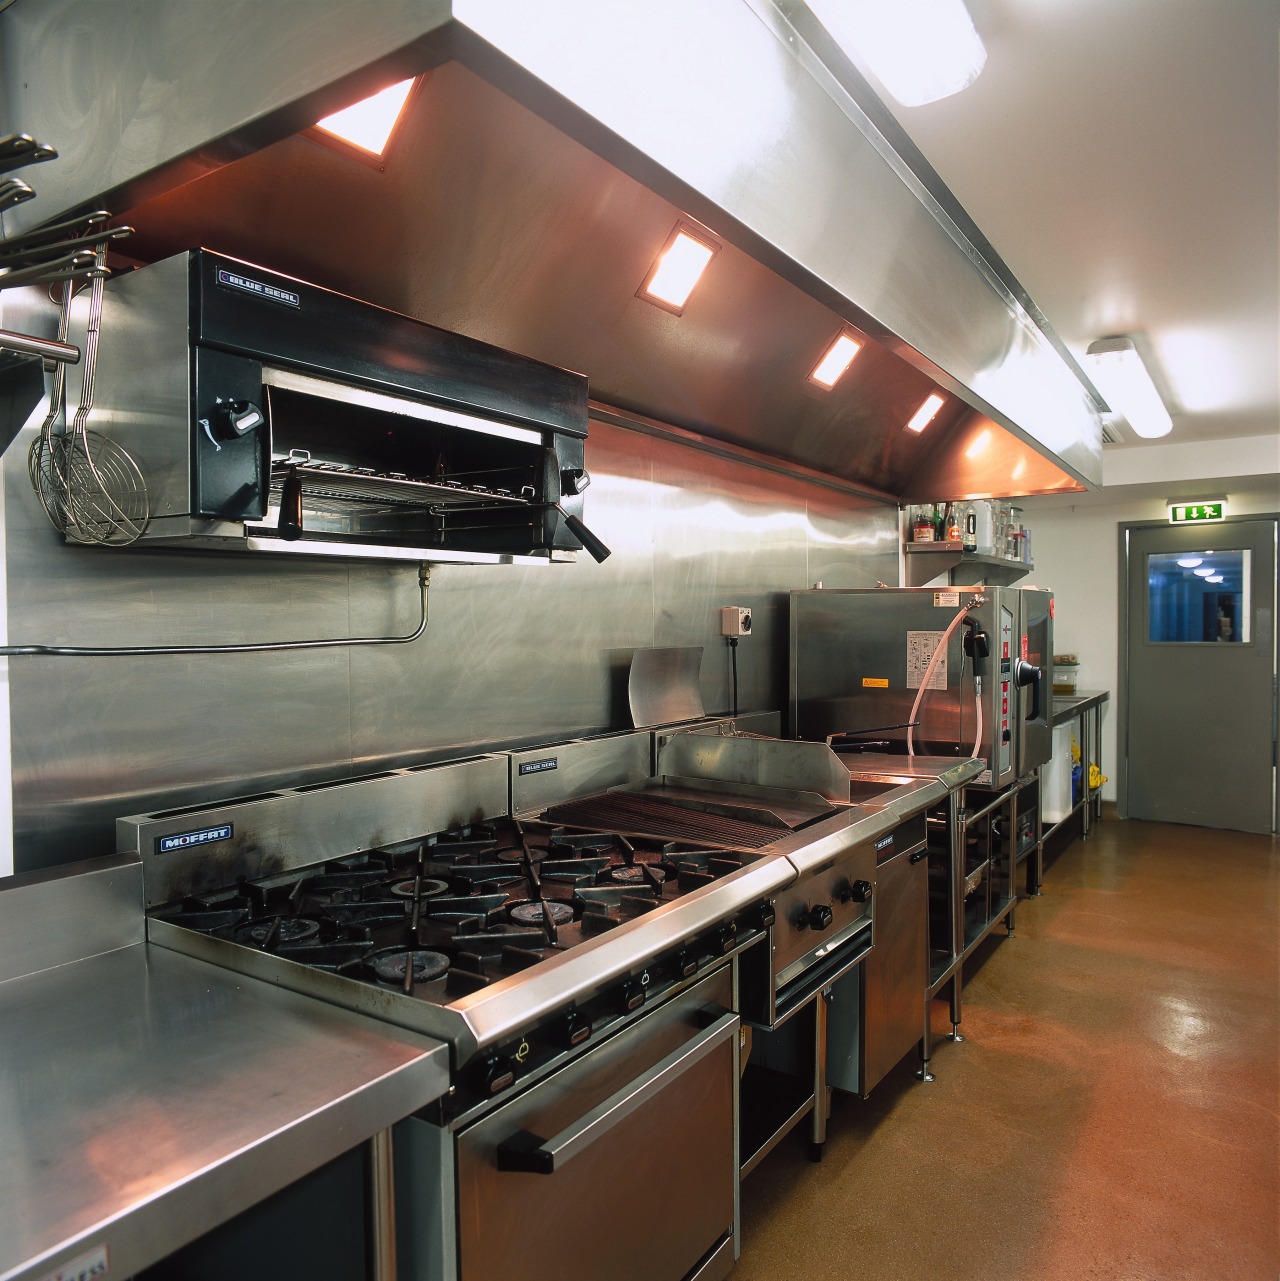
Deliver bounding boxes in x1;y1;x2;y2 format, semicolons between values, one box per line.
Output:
542;792;783;850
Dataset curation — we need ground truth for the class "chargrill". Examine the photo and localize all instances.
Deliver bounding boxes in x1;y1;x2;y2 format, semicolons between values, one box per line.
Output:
542;791;786;849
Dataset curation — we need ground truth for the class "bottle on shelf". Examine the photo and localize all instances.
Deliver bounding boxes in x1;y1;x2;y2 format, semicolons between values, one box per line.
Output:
962;504;978;551
911;505;935;542
945;503;961;543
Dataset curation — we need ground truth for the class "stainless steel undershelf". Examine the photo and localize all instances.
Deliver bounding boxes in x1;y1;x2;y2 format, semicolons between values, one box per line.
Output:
0;943;450;1281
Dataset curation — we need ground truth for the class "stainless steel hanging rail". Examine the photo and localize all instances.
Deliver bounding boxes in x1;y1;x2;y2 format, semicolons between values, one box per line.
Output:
0;326;79;365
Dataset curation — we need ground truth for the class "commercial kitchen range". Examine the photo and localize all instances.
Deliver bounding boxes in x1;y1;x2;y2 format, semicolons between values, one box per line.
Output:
1;720;978;1281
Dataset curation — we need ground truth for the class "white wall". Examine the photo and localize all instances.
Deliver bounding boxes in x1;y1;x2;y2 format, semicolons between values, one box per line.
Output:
1019;443;1279;802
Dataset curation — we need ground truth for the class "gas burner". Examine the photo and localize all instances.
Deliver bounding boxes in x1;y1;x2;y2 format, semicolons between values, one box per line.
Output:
604;864;663;886
496;841;546;863
368;948;450;986
243;917;321;946
509;900;574;927
389;877;450;899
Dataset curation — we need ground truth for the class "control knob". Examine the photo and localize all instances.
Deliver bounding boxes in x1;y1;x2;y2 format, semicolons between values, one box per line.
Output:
799;903;834;932
714;922;738;954
619;979;645;1012
214;398;264;438
849;879;873;903
475;1054;516;1097
562;1012;592;1048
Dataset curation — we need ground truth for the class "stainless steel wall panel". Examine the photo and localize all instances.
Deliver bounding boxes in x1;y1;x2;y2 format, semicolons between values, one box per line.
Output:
649;434;810;720
8;410;893;872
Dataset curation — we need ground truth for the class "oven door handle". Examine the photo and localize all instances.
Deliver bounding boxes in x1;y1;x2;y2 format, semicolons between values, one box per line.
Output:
495;1010;739;1176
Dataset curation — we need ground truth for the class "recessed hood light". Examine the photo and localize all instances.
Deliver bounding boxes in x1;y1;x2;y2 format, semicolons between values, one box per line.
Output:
315;78;415;157
905;392;945;434
809;332;863;388
640;226;718;313
1204;575;1224;584
1176;557;1203;568
1193;567;1215;577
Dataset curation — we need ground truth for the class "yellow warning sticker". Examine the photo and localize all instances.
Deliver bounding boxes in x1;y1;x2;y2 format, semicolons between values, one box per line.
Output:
861;677;890;688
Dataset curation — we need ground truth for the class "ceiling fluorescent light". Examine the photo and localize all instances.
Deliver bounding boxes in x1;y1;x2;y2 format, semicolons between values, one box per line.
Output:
1204;575;1224;584
805;0;987;107
810;332;863;388
316;78;415;156
1085;336;1172;439
1176;557;1203;568
906;392;945;434
1193;567;1215;577
641;227;718;312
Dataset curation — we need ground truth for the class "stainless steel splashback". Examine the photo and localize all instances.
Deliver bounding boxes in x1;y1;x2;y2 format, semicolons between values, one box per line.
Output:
5;412;897;873
119;754;509;909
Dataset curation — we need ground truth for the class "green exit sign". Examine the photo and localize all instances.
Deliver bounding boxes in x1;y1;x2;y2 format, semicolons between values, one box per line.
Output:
1169;502;1224;524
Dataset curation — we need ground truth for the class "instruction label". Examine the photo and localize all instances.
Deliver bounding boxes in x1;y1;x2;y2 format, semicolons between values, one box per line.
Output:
906;630;948;691
933;591;960;607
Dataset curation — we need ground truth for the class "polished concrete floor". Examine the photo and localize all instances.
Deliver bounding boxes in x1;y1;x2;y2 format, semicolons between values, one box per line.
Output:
734;817;1279;1281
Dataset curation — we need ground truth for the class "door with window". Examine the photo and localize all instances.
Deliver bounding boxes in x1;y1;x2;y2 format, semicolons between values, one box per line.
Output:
1123;516;1277;833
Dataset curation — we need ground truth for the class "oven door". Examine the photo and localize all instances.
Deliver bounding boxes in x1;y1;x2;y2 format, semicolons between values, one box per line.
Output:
456;969;738;1281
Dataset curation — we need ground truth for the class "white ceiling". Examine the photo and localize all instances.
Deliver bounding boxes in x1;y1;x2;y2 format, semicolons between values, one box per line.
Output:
844;0;1279;455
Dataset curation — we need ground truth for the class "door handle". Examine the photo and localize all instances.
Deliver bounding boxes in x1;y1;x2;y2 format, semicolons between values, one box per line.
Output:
495;1010;739;1175
1014;658;1042;721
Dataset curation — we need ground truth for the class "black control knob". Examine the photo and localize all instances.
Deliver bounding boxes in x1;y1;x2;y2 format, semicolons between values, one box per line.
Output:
619;980;645;1013
216;398;265;438
757;902;776;929
476;1054;516;1097
562;1013;592;1049
835;881;853;904
560;467;591;496
850;880;873;903
714;923;738;954
800;903;834;932
673;950;698;979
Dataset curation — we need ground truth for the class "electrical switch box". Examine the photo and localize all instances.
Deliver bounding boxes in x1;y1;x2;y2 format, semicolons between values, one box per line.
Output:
720;606;752;637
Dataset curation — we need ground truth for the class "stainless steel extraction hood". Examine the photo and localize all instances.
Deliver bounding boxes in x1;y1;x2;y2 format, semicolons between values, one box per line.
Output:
0;0;1103;500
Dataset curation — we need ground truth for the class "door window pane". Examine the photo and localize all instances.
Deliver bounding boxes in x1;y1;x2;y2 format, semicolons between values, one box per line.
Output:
1148;549;1251;643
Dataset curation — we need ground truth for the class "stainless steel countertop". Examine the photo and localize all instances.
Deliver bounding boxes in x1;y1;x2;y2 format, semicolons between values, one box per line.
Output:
836;753;986;789
0;941;449;1281
1052;690;1110;725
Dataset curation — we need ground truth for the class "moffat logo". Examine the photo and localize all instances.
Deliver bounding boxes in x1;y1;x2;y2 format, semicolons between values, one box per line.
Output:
874;835;894;852
158;824;233;854
217;268;300;308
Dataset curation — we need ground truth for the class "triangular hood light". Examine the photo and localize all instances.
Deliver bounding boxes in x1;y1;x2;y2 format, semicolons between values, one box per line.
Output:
315;79;415;156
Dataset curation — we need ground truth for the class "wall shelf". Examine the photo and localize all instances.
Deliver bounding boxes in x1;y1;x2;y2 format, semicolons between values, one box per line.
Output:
903;543;1034;588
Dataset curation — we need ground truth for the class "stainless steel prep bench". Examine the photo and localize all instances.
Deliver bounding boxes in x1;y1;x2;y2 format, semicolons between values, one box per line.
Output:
0;854;450;1281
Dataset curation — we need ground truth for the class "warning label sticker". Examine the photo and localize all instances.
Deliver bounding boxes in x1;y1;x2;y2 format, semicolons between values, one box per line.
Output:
906;630;948;690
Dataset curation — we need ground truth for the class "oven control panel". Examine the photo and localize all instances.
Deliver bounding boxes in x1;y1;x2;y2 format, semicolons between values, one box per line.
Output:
447;901;772;1122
